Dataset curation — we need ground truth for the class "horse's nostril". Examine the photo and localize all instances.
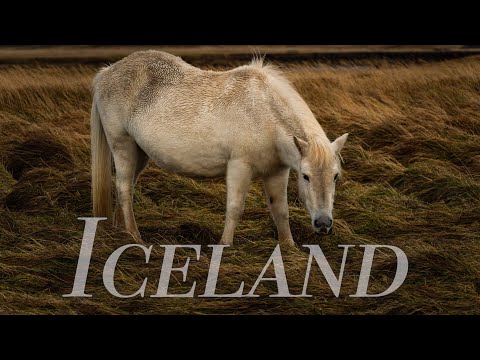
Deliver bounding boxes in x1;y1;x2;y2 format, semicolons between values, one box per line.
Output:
314;217;332;229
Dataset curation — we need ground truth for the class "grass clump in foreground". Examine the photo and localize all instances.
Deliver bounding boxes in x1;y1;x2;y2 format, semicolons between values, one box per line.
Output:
0;57;479;314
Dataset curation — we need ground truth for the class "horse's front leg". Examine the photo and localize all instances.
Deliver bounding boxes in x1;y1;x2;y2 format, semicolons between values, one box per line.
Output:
262;167;295;247
220;160;253;245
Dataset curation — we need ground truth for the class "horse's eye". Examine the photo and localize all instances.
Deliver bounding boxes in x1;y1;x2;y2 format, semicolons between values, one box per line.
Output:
334;173;339;182
303;174;310;182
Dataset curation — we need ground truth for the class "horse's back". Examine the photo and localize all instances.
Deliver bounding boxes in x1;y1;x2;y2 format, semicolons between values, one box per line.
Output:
93;50;195;114
95;50;192;84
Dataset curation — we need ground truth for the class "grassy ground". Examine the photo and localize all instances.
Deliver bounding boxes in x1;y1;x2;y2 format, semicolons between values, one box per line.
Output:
0;52;479;314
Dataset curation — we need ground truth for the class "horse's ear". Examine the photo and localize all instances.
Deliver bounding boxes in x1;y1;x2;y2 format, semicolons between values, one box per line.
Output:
332;133;349;154
294;136;308;157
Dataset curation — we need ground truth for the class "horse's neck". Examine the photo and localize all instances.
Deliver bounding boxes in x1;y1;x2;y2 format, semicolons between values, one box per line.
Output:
278;142;301;172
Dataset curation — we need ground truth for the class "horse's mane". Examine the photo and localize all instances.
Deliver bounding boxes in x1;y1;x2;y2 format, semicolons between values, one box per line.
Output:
306;136;336;167
248;55;290;87
248;56;336;167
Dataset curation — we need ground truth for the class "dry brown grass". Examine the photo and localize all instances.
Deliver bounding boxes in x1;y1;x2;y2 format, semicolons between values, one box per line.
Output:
0;53;479;314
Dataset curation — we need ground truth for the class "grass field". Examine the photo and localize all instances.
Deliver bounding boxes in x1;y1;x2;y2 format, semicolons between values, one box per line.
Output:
0;49;479;314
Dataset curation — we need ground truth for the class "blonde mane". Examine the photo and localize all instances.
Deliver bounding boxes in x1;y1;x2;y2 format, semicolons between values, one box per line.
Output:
306;136;336;167
248;56;289;85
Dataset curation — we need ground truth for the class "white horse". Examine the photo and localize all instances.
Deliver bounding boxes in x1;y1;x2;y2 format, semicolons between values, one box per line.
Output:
91;50;348;246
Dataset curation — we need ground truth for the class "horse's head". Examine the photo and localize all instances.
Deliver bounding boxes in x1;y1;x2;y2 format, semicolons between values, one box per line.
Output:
294;133;348;234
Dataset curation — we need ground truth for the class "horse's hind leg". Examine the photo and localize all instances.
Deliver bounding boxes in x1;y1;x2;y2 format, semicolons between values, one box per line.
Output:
117;145;148;230
134;145;149;185
111;136;144;243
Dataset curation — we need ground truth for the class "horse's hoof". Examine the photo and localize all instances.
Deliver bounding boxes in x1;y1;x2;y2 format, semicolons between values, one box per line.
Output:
134;237;146;245
280;239;296;248
219;239;233;246
127;231;146;245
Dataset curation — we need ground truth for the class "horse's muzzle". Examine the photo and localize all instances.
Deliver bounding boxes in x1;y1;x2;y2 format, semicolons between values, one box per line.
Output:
313;216;333;235
315;226;332;235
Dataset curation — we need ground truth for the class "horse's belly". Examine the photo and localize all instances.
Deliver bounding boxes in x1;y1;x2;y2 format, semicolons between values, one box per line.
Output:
154;154;227;177
129;109;274;178
141;138;228;177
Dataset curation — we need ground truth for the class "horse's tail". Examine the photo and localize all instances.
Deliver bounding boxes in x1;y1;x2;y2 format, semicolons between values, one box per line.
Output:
90;97;113;218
